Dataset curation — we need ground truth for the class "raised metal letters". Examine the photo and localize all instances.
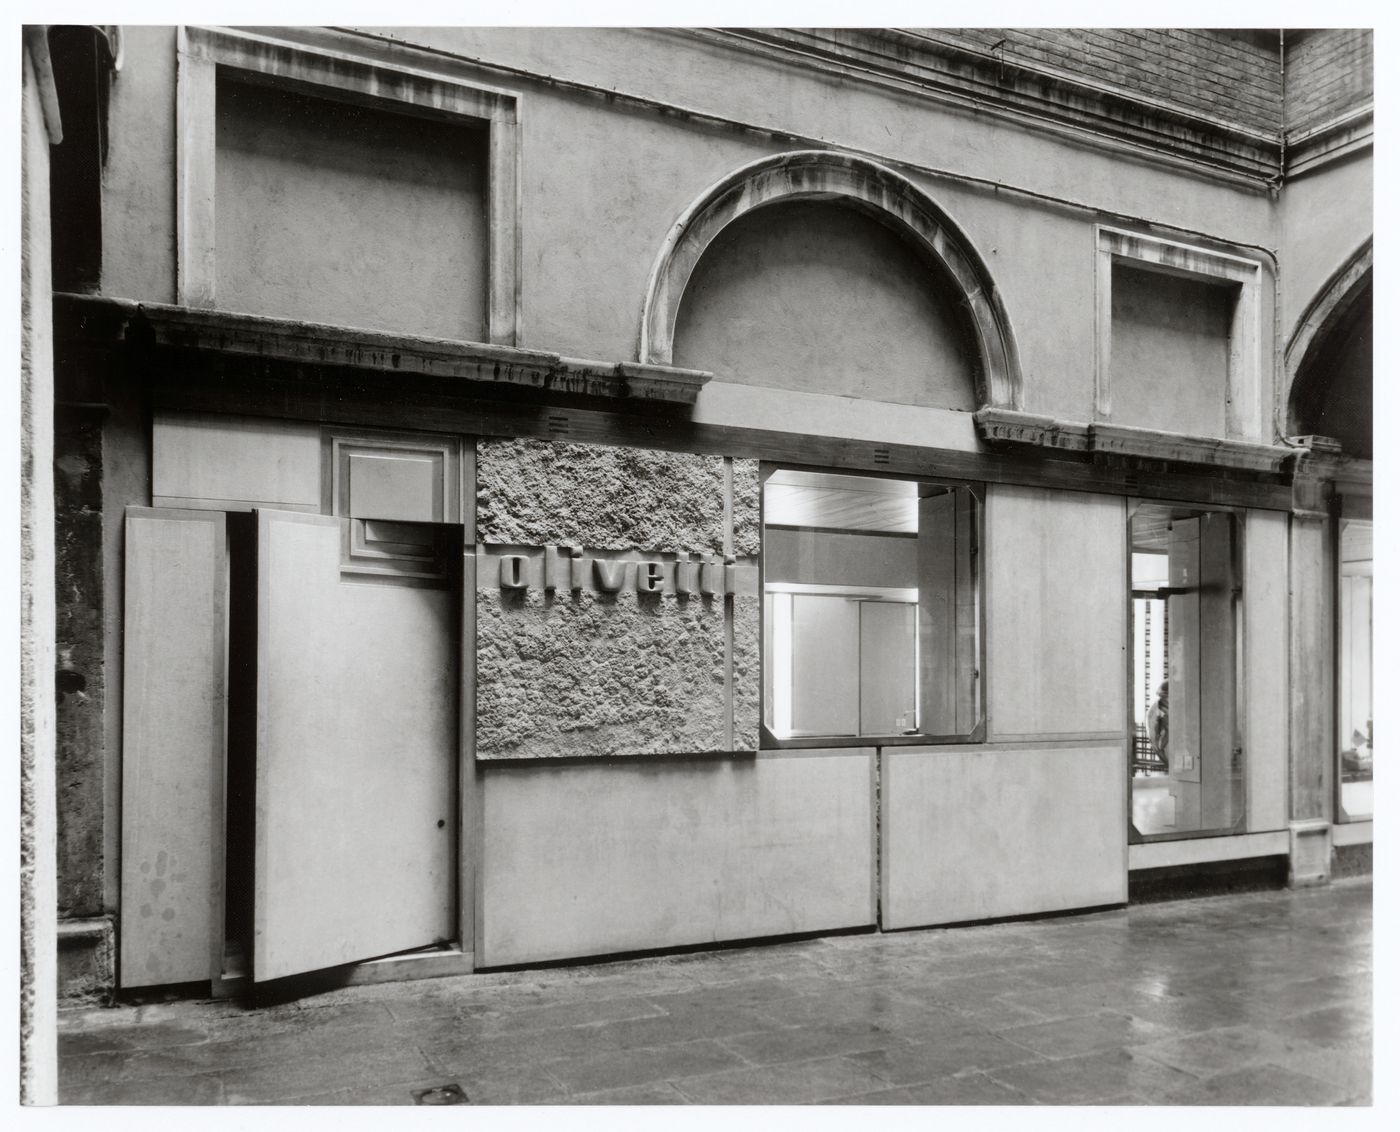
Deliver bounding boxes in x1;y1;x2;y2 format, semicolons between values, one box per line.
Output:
593;559;628;592
491;547;741;595
499;554;529;589
637;561;665;593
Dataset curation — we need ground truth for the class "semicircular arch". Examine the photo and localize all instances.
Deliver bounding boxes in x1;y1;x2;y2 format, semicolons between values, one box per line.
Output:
639;150;1023;411
1283;238;1373;442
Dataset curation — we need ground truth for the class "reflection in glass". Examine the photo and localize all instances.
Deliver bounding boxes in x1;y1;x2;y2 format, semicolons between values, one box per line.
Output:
1130;503;1243;838
762;469;979;741
1338;518;1373;820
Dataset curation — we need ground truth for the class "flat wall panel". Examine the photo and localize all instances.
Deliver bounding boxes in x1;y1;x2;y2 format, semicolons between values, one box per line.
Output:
673;200;976;409
479;751;875;967
1110;265;1232;438
215;78;488;340
1290;517;1333;820
987;486;1126;738
121;509;225;987
153;412;321;511
1245;511;1290;832
883;744;1127;929
792;595;859;735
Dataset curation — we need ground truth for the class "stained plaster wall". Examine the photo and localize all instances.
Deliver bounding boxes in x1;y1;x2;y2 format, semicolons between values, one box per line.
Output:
214;78;490;339
475;439;758;757
1279;152;1373;341
93;27;1282;433
672;199;976;408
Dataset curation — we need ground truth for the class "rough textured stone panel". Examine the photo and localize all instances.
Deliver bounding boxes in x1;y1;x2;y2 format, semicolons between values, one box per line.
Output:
731;458;760;558
476;588;727;758
731;593;761;752
477;438;726;554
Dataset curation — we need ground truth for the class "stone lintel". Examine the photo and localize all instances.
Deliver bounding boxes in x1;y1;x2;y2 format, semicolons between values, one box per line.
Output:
55;294;713;406
974;408;1295;473
972;407;1090;451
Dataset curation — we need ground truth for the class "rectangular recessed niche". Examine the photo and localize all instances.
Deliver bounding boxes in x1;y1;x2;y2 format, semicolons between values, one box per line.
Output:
214;76;488;340
1096;227;1263;441
1110;264;1236;438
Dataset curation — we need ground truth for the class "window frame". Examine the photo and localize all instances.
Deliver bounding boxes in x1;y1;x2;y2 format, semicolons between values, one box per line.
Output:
758;463;986;751
176;25;521;345
1126;498;1248;844
1334;501;1374;825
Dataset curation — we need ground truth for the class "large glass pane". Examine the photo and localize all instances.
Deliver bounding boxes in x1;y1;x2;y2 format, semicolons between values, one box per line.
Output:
1130;502;1243;838
762;469;979;742
1338;518;1373;821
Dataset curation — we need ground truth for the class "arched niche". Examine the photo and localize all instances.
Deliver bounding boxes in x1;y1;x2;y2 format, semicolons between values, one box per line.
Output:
1285;241;1372;459
640;151;1022;411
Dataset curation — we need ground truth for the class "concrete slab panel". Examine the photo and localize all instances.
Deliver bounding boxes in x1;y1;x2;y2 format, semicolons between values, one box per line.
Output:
882;743;1127;929
479;751;875;966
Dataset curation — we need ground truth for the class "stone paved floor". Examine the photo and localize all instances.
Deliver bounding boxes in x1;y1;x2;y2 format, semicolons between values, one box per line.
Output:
58;879;1372;1106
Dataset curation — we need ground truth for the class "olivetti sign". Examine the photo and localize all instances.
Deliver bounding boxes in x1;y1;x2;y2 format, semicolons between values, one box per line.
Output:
490;544;740;596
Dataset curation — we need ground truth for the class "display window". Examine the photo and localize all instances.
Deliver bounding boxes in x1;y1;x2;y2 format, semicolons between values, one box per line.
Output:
1337;517;1373;822
1129;502;1245;839
761;468;983;746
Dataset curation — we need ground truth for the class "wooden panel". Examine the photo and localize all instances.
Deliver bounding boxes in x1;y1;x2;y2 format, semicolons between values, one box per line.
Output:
153;411;321;510
121;508;226;987
1244;511;1289;832
986;486;1127;738
882;744;1127;929
1289;516;1333;821
478;751;876;967
255;511;457;981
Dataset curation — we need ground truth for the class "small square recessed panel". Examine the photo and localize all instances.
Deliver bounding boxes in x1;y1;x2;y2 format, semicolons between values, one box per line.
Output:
347;452;441;522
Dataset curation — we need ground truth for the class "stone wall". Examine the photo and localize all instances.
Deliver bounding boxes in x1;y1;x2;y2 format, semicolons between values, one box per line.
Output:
475;439;758;758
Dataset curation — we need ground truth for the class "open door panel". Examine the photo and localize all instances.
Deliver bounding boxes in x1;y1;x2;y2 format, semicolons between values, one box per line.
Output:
253;510;457;982
120;507;227;988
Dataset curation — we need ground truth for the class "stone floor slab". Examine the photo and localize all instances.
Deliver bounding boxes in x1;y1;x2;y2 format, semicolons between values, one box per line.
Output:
57;878;1372;1106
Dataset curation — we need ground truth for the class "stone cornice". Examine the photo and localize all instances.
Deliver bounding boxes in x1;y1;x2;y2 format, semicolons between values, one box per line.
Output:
1285;104;1374;177
973;407;1297;474
53;294;712;406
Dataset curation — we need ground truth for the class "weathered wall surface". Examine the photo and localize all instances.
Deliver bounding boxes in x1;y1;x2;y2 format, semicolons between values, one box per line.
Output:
99;25;178;303
95;26;1280;431
54;411;106;917
22;35;59;1104
1279;151;1373;338
476;439;758;757
672;200;976;408
214;78;489;339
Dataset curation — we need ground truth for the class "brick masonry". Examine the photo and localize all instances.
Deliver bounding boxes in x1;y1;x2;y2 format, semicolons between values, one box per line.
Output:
927;29;1284;133
1285;29;1374;134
